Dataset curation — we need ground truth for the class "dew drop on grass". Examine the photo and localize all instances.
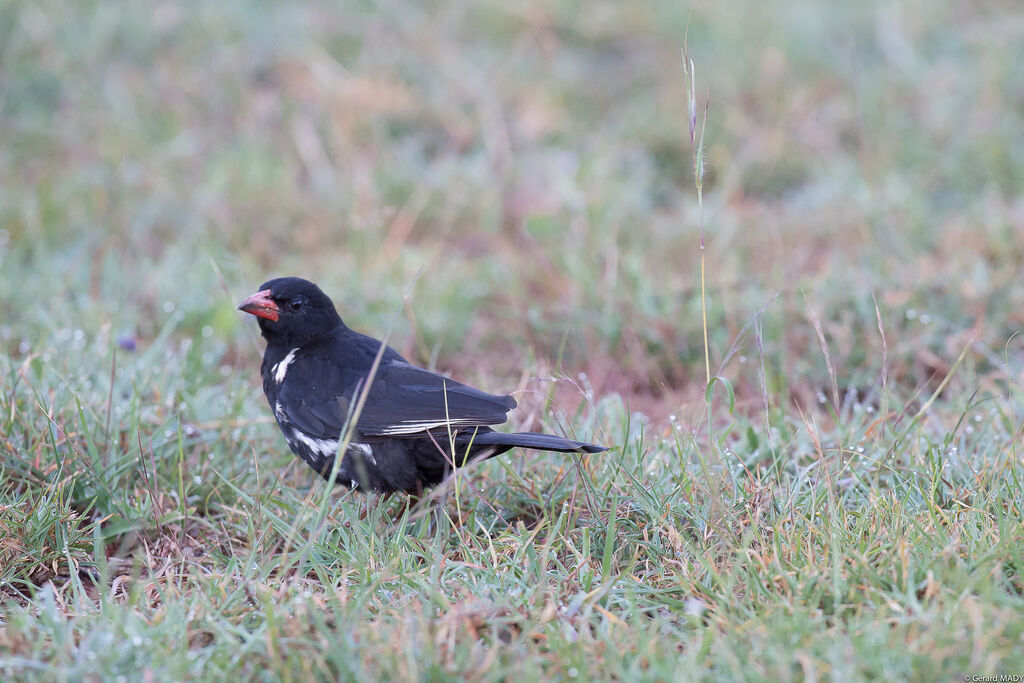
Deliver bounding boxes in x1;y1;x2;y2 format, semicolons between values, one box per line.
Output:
163;301;176;313
817;392;827;405
18;340;30;354
919;313;931;325
739;355;747;363
132;636;142;647
568;669;578;678
905;309;918;320
974;414;982;423
193;475;202;485
965;426;974;434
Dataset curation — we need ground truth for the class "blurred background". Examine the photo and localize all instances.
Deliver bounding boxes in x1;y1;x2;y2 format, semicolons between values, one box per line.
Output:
2;0;1022;423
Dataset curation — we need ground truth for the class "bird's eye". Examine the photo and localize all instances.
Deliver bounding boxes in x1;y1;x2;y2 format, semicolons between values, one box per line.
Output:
290;298;304;311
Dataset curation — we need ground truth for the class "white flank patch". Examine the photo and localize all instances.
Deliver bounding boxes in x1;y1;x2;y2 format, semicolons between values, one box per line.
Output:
275;401;286;421
272;347;299;384
378;419;474;436
288;429;376;467
290;429;338;457
349;442;377;466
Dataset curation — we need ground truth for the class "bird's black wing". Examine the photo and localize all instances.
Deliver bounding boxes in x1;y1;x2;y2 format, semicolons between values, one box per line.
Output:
276;356;516;440
356;362;517;436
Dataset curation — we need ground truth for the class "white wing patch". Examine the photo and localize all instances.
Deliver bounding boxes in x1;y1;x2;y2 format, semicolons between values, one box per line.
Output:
272;348;299;384
377;419;476;436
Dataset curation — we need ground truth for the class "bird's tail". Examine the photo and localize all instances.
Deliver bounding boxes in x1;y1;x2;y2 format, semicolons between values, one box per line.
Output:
459;430;607;454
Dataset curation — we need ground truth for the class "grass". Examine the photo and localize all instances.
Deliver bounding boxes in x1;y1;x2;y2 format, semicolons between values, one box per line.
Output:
2;0;1023;680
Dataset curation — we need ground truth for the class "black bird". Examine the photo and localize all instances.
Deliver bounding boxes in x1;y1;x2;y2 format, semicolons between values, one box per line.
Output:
238;277;607;494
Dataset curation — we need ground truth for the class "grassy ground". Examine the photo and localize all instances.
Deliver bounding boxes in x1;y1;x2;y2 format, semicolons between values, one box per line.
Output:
2;0;1023;679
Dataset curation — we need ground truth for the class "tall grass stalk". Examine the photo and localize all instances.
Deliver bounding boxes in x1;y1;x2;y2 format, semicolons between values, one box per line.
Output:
682;46;710;388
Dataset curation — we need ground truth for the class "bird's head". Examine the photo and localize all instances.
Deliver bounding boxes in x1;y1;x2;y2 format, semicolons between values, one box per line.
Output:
238;277;343;347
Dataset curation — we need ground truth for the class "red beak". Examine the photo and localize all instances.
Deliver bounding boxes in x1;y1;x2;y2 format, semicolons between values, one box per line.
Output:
238;289;279;322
